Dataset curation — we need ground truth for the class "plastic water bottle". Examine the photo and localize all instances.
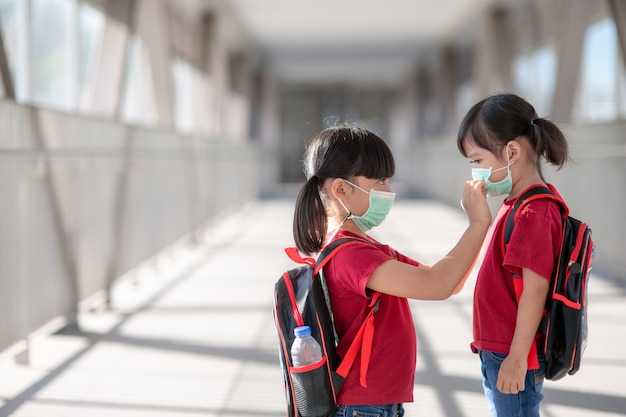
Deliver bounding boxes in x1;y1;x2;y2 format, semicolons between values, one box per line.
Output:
291;326;323;367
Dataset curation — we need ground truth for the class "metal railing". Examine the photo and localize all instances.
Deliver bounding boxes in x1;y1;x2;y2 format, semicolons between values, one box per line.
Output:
0;101;260;359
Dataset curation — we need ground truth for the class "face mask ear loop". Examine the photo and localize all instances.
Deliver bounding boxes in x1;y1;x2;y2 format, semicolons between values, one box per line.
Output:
505;147;516;175
336;197;353;220
491;149;513;174
326;212;351;244
343;179;370;195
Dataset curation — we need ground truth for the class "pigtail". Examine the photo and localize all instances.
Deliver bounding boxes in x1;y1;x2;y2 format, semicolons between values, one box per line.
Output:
532;117;569;169
293;175;327;255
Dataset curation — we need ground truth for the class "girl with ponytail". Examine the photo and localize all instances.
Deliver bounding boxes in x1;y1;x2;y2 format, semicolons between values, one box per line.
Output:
291;125;491;415
457;93;571;416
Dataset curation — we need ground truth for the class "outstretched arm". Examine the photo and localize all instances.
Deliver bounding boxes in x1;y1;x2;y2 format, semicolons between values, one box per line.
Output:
451;249;482;295
366;180;491;300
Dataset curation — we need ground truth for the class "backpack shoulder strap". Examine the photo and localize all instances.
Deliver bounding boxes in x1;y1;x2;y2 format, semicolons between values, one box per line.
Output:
502;185;566;371
504;185;565;245
336;291;380;387
315;237;383;388
314;237;372;273
283;237;370;269
280;239;369;329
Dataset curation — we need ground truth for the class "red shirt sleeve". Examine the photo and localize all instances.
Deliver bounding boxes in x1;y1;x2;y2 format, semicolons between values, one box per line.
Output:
330;240;419;296
503;198;563;281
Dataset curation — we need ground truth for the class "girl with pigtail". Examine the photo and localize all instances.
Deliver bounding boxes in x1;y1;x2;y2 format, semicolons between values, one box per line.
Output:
457;93;571;417
291;125;491;417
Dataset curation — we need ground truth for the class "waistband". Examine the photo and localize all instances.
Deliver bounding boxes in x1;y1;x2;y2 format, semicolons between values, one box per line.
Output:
336;403;404;417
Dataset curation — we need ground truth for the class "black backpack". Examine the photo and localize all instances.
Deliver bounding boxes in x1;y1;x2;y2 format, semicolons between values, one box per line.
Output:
273;238;380;417
504;185;595;380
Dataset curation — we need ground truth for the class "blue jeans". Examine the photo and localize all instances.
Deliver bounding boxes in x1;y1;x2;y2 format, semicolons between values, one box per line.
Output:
334;403;404;417
479;350;546;417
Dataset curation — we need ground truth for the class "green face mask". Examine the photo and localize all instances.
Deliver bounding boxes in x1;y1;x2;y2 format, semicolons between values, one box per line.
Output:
472;166;512;197
339;180;396;231
471;153;513;197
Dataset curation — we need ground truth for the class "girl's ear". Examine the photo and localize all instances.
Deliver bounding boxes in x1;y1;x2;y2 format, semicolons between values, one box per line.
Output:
330;178;348;199
507;140;522;163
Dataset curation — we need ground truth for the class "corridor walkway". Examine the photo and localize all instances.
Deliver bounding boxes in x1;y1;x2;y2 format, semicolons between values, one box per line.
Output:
0;199;624;417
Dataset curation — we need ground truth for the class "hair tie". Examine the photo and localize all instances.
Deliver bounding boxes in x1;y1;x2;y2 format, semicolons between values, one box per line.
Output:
530;117;539;126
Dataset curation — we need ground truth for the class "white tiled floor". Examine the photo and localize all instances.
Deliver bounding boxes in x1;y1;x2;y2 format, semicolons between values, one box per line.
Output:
0;199;624;417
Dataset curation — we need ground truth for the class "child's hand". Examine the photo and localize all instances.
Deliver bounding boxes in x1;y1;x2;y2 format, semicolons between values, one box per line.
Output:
497;356;527;394
461;180;491;226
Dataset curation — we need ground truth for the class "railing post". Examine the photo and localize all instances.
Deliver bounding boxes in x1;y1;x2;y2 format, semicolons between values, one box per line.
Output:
29;107;80;333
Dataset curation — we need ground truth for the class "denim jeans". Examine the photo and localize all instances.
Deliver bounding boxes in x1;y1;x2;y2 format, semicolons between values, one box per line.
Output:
479;349;546;417
333;403;404;417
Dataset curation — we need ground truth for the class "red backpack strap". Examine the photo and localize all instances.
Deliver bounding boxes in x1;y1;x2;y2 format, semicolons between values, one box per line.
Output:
282;239;360;327
316;237;382;387
314;239;368;275
281;270;305;327
284;238;371;270
504;185;564;247
284;246;316;266
502;184;566;369
336;291;381;387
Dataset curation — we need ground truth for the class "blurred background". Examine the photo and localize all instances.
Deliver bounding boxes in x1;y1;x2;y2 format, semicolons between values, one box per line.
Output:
0;0;624;372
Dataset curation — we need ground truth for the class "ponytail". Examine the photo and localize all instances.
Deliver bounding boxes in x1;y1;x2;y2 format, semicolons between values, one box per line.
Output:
293;175;328;255
531;117;569;169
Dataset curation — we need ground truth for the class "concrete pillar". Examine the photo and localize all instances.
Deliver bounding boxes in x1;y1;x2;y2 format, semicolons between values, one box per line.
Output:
414;67;430;137
492;8;514;93
0;21;15;99
169;3;202;67
474;7;514;97
255;70;279;146
229;51;252;139
253;69;281;197
134;0;174;128
388;76;418;195
440;47;459;134
90;0;135;118
609;0;626;69
550;0;592;121
16;0;32;101
202;13;229;137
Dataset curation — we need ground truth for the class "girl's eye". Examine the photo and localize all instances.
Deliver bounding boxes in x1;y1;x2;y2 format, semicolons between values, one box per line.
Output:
377;178;387;185
469;159;481;165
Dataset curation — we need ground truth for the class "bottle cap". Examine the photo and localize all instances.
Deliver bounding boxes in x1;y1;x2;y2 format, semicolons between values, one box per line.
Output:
294;326;311;337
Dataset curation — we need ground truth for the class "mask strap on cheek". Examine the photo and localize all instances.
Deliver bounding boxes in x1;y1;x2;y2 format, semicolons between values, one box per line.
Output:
491;150;512;174
344;179;370;195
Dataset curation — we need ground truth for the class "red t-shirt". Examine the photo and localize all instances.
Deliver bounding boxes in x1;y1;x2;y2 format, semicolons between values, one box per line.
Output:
471;186;563;368
325;230;419;405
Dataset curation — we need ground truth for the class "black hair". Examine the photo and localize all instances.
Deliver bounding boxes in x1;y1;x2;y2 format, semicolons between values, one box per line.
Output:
293;125;395;255
457;93;569;179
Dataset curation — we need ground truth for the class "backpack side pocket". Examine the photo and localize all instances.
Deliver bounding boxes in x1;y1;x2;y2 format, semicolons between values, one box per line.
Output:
289;357;336;417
